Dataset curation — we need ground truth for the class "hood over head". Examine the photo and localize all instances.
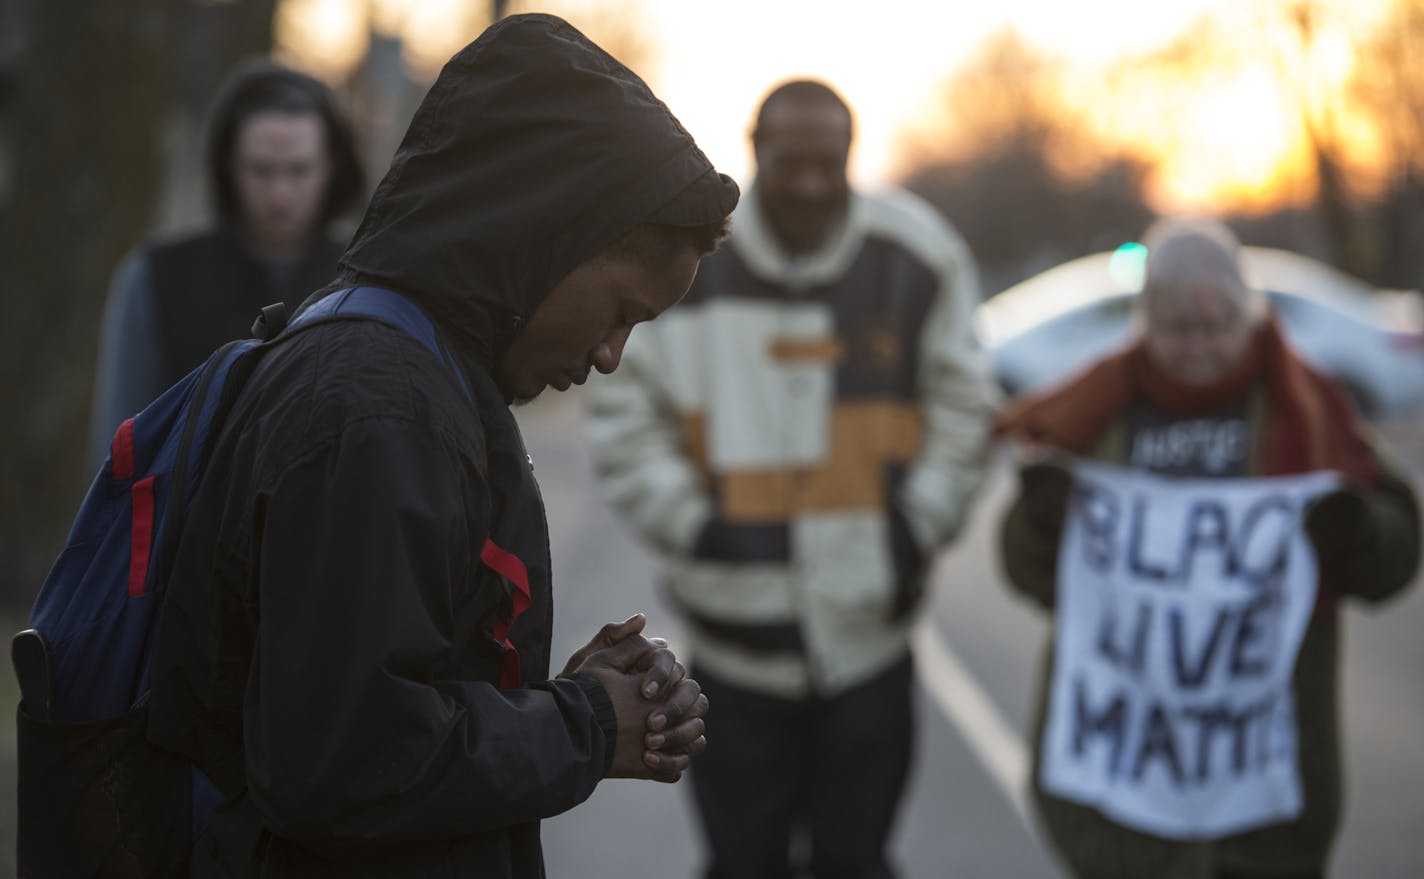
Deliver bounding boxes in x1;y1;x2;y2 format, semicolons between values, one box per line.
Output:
336;13;739;372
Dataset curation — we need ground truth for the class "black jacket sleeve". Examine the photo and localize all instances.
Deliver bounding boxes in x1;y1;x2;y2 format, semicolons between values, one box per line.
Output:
998;493;1061;610
243;415;613;850
997;462;1073;610
1330;456;1421;603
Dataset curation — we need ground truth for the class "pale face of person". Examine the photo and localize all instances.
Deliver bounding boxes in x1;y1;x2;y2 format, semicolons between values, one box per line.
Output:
495;242;702;403
231;110;332;258
754;99;852;255
1141;282;1257;386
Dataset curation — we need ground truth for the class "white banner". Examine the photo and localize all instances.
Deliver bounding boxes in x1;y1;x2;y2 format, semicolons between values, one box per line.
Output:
1039;460;1339;839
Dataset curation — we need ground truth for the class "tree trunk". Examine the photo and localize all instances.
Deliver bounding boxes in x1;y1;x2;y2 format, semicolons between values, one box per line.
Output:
0;0;273;611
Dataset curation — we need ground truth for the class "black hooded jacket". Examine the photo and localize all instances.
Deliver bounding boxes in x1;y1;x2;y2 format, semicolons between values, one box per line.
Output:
147;14;737;877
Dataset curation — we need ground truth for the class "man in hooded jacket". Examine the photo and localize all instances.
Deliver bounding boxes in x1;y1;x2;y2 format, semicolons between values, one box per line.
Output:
144;14;740;877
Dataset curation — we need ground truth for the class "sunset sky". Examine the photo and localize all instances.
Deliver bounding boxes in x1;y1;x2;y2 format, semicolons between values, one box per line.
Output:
275;0;1393;213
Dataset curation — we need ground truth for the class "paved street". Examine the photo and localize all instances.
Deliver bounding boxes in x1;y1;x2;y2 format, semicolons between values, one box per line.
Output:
525;390;1424;879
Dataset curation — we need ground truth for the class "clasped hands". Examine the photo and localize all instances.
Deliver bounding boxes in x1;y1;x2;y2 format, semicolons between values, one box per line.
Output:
561;613;708;783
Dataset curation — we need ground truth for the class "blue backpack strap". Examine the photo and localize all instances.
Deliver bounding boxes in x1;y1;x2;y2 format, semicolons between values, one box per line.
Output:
155;337;261;590
158;288;464;629
292;286;473;401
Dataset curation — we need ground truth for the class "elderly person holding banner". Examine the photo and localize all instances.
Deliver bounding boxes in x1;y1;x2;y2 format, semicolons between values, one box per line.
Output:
995;217;1419;879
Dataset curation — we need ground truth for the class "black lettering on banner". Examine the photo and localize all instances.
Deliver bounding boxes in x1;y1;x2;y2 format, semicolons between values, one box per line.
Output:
1168;604;1231;689
1068;688;1289;788
1177;500;1234;580
1072;675;1127;777
1162;588;1280;689
1132;702;1185;786
1239;700;1264;772
1178;697;1274;781
1076;480;1119;573
1233;494;1295;586
1228;585;1279;679
1179;705;1232;781
1111;489;1297;588
1095;597;1153;676
1060;475;1308;797
1128;496;1174;582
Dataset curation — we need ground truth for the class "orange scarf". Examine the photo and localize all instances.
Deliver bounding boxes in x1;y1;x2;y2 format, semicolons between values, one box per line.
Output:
994;317;1378;483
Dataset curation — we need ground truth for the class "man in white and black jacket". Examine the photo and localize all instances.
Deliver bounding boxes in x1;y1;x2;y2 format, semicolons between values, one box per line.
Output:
586;79;999;878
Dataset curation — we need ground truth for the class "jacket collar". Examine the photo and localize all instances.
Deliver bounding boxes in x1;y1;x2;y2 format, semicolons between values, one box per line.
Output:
732;183;867;291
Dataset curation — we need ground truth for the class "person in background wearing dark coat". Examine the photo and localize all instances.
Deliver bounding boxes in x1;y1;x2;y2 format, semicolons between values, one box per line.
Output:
996;218;1419;879
145;14;737;877
87;60;365;469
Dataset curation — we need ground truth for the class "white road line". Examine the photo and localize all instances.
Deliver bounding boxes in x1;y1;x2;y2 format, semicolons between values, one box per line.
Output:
912;621;1036;832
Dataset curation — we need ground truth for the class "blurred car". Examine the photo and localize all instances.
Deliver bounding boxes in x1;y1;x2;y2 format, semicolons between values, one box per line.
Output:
976;245;1424;419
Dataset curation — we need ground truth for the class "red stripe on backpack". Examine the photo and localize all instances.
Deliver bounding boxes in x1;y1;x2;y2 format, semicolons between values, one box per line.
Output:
111;418;136;480
480;539;532;688
129;476;156;597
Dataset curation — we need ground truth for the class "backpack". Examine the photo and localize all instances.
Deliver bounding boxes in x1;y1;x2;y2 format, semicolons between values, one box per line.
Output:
12;286;469;878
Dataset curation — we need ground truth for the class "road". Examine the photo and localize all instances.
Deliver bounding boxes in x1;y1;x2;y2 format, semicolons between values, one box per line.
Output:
523;390;1424;879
